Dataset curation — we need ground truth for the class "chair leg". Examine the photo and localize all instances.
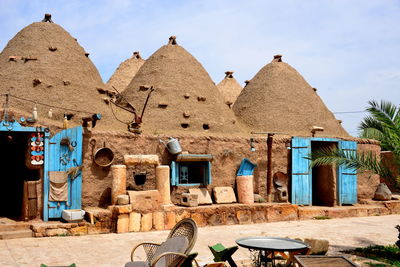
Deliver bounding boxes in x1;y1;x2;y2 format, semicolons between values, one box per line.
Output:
226;257;237;267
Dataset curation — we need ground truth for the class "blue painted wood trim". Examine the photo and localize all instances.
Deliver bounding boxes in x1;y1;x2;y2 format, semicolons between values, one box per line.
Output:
338;140;357;205
44;126;83;219
291;137;312;205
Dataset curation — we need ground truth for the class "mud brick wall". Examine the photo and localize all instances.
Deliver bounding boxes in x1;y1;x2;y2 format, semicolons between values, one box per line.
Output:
80;131;380;208
357;143;381;199
81;132;291;207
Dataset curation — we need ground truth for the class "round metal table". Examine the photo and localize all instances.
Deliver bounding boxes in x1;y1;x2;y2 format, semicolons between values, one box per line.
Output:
236;237;309;266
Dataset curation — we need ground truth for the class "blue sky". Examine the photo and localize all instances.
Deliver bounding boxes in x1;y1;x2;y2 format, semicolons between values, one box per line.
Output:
1;0;399;136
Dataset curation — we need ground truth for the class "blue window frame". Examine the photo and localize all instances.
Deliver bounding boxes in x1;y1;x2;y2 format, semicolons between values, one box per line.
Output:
171;161;212;186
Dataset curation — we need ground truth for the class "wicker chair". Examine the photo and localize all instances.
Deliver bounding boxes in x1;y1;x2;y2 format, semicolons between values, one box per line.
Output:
128;218;198;267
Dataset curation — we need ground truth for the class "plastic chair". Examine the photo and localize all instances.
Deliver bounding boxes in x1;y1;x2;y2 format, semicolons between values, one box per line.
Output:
208;243;238;267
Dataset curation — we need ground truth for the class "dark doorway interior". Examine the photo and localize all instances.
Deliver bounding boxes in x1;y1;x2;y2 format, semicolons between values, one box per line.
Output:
311;141;338;206
0;132;40;219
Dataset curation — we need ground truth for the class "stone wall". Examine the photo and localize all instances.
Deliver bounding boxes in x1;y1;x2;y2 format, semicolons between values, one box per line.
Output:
357;143;381;199
381;151;399;192
81;132;282;207
80;131;380;208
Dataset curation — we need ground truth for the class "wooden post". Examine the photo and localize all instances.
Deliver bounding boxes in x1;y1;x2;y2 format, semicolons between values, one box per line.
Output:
266;133;274;202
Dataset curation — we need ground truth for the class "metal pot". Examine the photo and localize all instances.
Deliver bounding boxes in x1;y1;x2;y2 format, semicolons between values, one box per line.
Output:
93;141;114;167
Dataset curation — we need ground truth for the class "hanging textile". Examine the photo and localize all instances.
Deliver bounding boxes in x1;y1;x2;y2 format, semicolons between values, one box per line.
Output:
49;171;68;202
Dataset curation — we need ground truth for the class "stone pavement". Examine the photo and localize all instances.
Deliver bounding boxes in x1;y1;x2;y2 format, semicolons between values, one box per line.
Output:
0;214;399;267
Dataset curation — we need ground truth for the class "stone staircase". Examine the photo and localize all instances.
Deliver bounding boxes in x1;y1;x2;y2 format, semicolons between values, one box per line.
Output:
0;218;33;240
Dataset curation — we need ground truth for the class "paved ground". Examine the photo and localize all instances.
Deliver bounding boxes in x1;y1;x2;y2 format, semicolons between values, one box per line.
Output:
0;214;399;267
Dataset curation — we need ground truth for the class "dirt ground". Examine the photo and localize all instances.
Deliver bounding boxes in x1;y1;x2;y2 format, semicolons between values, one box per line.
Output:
0;214;398;267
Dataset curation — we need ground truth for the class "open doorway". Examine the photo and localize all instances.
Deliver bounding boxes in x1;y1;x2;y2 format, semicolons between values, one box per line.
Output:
0;132;40;220
311;141;338;206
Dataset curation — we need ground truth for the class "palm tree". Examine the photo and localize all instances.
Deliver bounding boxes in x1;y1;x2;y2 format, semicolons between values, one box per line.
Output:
359;100;400;155
309;100;399;187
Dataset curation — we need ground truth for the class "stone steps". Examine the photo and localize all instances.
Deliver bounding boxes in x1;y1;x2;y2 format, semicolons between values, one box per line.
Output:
0;223;31;232
0;229;33;240
0;218;33;239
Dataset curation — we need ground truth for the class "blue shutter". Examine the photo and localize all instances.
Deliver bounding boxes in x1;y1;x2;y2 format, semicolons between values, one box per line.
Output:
171;161;177;186
44;126;83;220
291;137;312;205
338;141;357;205
205;161;212;185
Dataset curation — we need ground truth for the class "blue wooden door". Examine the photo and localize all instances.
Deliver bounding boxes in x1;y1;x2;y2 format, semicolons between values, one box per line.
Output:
338;141;357;204
291;137;312;205
44;126;83;220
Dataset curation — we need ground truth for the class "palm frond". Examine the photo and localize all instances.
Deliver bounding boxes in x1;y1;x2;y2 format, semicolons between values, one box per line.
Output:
307;147;393;179
359;100;400;152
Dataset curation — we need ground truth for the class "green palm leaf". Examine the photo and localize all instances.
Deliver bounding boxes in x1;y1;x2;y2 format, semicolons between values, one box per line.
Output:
307;147;393;179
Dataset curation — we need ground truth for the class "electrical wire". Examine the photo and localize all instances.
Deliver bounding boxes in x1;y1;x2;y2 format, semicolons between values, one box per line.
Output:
333;111;366;114
2;93;94;114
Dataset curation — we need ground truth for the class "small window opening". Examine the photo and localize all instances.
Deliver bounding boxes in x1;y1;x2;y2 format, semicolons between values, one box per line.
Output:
133;172;147;185
203;124;210;130
181;123;189;129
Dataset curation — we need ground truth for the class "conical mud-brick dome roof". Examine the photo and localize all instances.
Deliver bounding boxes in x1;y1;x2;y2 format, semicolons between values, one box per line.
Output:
0;14;118;130
233;55;349;137
217;71;243;108
106;51;145;92
120;36;246;136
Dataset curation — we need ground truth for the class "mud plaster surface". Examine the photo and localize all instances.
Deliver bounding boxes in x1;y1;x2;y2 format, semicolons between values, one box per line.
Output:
81;132;380;208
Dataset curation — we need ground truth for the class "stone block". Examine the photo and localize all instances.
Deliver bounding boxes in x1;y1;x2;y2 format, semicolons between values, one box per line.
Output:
117;195;130;205
129;212;141;232
175;210;191;222
124;154;159;166
191;213;207;227
117;214;129;233
374;183;392;201
46;228;68;237
111;165;127;205
252;210;267;223
165;212;176;230
236;210;252;224
141;213;153;232
304;238;329;255
213;187;236;204
207;212;227;226
111;204;132;214
355;208;369;217
267;205;298;222
128;190;162;213
236;176;254;204
153;212;165;230
180;193;199;207
88;224;110;235
327;208;358;218
367;206;390;216
226;212;238;225
386;201;400;214
69;226;88;236
189;188;212;205
156;165;172;205
298;208;327;220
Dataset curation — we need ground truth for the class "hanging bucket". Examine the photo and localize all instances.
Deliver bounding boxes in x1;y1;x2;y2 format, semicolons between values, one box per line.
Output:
93;142;114;167
160;138;182;154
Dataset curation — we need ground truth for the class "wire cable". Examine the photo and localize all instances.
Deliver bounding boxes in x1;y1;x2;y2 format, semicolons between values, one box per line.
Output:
2;93;94;114
333;111;366;114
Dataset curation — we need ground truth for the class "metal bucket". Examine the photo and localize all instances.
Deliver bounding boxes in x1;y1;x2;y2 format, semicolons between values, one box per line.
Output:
93;142;114;167
160;138;182;154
